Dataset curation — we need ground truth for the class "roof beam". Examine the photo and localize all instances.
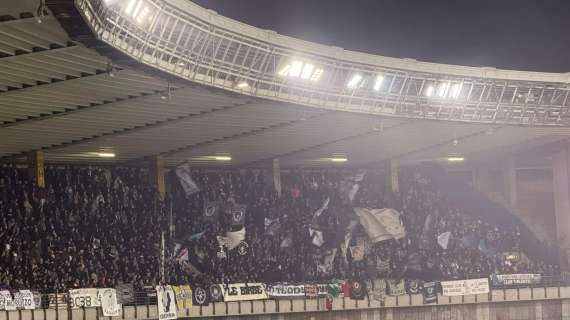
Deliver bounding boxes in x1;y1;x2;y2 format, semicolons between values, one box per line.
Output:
240;120;413;168
127;112;331;166
0;101;251;162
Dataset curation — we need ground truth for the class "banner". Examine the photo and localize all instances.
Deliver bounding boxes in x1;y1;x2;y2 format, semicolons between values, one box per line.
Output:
349;280;367;300
349;238;366;261
267;284;305;298
368;279;386;302
304;285;319;299
0;291;16;311
491;274;542;287
156;286;177;320
176;164;200;195
98;288;121;317
441;278;489;296
116;283;135;304
386;280;405;296
423;282;438;304
354;208;405;242
173;285;192;310
405;280;424;295
191;287;210;306
13;290;35;310
209;285;224;303
69;288;100;308
221;283;268;302
48;293;67;309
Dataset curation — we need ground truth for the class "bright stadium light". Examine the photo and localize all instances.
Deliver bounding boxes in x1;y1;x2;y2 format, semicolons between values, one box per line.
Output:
97;152;116;158
236;82;249;89
289;61;303;77
310;68;323;82
437;82;450;98
447;156;465;162
300;63;315;80
331;157;348;163
425;85;435;97
373;75;384;91
279;60;324;82
347;74;363;89
125;0;137;15
449;83;462;99
214;156;232;161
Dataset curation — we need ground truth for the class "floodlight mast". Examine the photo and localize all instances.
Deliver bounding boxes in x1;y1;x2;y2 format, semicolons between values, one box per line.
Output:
77;0;570;126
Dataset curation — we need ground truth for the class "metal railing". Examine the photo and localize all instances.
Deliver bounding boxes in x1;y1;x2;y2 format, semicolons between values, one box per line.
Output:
73;0;570;126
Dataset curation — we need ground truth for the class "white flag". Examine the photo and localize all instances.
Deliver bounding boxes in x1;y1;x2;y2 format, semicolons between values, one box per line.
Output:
98;288;122;317
156;286;177;320
175;164;200;196
217;227;246;250
354;208;405;242
438;232;451;250
309;228;325;247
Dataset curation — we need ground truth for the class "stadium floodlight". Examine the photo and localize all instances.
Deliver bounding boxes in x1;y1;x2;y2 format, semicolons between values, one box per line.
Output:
300;63;315;80
278;60;324;82
425;85;435;97
449;83;462;99
236;82;249;89
97;152;116;158
447;156;464;162
437;82;450;98
331;157;348;163
214;156;232;161
125;0;137;15
310;68;323;82
347;74;363;89
289;61;303;77
373;75;384;91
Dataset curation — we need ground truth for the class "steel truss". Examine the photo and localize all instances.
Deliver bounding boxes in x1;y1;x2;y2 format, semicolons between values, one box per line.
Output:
75;0;570;126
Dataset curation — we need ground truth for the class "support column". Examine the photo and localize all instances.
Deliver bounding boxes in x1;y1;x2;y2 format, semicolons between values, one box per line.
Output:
149;155;166;200
553;147;570;270
273;159;282;197
27;151;45;189
504;158;518;208
390;159;399;194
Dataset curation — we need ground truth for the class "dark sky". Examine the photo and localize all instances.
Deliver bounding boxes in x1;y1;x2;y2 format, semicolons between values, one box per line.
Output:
192;0;570;73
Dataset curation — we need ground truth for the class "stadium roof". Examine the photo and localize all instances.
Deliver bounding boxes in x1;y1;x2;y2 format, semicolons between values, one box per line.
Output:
0;0;568;168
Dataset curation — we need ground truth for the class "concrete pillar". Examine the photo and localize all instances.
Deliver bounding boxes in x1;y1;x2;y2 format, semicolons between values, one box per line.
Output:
553;148;570;270
390;159;399;194
149;155;165;200
504;158;518;208
273;159;282;197
27;151;45;189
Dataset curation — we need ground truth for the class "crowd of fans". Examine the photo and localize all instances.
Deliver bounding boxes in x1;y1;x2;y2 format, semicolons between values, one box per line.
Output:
0;163;558;293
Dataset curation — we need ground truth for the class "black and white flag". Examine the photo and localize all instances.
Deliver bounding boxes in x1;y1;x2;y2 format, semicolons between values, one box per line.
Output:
225;204;246;226
156;286;177;320
203;201;220;221
175;164;200;196
423;282;438;304
191;287;210;306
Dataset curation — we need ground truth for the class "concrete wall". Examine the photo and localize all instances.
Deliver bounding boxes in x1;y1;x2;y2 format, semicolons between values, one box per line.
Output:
3;287;570;320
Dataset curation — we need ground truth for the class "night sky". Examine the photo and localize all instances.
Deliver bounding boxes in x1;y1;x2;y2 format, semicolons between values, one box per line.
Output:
192;0;570;73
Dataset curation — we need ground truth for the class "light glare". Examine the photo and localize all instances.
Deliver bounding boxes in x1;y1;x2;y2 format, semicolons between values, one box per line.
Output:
373;75;384;91
347;74;363;89
97;152;116;158
125;0;137;15
236;82;249;89
300;64;315;80
450;83;462;99
310;68;323;82
214;156;232;161
331;157;348;163
425;85;434;97
447;156;465;162
437;82;450;98
290;61;303;77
